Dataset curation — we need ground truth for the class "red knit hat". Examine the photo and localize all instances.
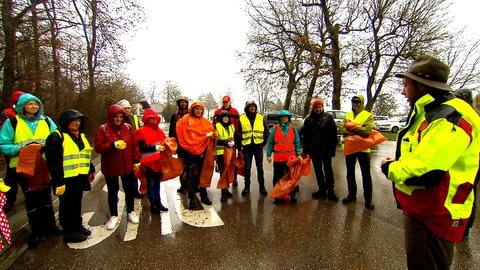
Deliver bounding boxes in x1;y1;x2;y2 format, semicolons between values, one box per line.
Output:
312;99;324;108
10;90;24;108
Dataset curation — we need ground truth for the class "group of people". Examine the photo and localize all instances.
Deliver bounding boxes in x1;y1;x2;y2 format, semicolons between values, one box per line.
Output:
0;54;479;270
0;96;171;245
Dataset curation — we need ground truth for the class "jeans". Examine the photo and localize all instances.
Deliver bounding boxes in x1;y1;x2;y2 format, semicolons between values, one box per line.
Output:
145;168;162;206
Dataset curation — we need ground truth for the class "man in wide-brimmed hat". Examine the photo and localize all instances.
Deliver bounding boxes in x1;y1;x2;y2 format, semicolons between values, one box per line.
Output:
381;55;480;269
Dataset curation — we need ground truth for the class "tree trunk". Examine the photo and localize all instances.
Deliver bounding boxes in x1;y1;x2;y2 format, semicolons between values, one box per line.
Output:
1;0;15;107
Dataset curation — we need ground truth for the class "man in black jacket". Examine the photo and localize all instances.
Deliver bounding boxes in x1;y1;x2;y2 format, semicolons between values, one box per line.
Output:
300;99;339;201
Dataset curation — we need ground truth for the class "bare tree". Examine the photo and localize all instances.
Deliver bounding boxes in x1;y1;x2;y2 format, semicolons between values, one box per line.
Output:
359;0;453;111
0;0;48;107
245;0;327;111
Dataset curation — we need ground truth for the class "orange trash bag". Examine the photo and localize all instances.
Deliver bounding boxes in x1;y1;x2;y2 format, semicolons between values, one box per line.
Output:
199;139;215;188
216;147;236;189
160;138;185;181
270;156;311;200
16;143;42;178
343;130;387;155
133;163;147;195
235;151;245;177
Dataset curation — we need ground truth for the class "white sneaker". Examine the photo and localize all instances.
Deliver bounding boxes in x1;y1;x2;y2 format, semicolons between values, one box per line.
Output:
106;216;118;230
128;211;139;224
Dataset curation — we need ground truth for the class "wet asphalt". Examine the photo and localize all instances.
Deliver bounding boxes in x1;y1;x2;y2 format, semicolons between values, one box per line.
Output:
2;138;480;270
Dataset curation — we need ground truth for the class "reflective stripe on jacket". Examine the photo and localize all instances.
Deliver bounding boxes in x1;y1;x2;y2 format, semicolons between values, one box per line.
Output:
272;124;295;162
137;125;164;172
10;116;50;168
215;122;235;155
60;130;92;177
240;114;264;146
388;94;480;242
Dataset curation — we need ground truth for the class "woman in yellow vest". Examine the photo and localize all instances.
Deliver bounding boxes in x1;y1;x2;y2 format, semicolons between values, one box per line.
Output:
45;109;95;243
0;93;60;247
214;110;237;202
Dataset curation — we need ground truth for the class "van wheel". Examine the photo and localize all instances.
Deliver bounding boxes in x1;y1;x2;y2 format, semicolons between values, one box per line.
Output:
391;126;399;133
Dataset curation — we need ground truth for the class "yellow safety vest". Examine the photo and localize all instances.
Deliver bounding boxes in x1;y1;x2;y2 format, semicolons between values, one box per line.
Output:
215;122;235;155
10;116;51;168
133;115;140;129
240;114;264;146
59;130;92;178
344;110;372;153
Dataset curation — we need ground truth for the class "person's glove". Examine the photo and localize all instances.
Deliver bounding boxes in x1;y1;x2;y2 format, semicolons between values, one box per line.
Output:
0;179;11;193
55;185;66;196
267;157;272;163
155;144;165;151
114;140;126;150
227;141;235;148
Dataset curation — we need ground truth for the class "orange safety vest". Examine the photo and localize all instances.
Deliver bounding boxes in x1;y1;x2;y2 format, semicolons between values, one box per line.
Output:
272;124;295;162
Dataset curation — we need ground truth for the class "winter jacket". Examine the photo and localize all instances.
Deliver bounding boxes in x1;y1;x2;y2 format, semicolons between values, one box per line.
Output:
135;108;166;172
0;93;57;162
266;122;301;162
45;109;94;190
300;110;337;157
382;93;480;242
338;94;374;152
94;104;140;177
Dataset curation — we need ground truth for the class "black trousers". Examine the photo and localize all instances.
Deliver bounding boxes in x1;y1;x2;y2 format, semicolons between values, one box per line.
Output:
104;173;135;216
17;173;57;234
345;151;372;201
185;153;206;199
310;152;335;192
59;179;85;235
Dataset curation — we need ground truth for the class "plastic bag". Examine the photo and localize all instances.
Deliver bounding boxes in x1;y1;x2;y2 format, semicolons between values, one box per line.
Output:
343;130;387;155
160;138;184;181
217;147;236;189
16;143;42;177
270;156;311;200
235;151;245;177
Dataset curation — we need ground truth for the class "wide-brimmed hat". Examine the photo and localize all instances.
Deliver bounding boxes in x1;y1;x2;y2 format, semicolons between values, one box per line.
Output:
395;55;452;91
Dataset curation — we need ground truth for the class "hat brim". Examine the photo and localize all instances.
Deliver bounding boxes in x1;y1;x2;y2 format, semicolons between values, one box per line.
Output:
395;72;452;91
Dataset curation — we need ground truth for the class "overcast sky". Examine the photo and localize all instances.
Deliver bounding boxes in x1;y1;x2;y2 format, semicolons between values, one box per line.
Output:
124;0;479;110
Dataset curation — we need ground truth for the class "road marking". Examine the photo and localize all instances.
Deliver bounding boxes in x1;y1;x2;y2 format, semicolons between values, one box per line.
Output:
124;198;142;242
67;185;135;249
69;177;223;248
170;181;224;228
160;181;173;235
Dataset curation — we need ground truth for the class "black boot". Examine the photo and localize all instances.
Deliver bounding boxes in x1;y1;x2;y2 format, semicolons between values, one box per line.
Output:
200;187;212;205
221;189;228;202
150;204;160;214
327;190;339;201
157;202;168;211
189;198;196;210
